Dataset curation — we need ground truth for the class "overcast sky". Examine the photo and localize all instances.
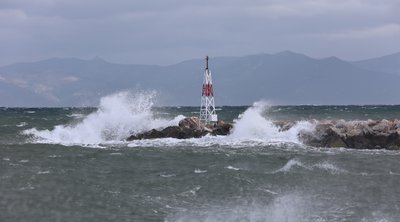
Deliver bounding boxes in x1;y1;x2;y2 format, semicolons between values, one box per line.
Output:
0;0;399;66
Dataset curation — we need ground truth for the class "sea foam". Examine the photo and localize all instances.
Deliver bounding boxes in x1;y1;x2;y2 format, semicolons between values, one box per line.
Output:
272;159;347;175
24;92;314;147
24;91;182;145
229;101;313;143
167;192;313;222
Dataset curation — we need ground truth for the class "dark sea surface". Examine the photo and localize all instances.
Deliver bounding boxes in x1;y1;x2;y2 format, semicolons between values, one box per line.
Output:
2;93;400;221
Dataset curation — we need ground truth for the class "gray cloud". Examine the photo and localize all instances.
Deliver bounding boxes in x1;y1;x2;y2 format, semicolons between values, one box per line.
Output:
0;0;399;66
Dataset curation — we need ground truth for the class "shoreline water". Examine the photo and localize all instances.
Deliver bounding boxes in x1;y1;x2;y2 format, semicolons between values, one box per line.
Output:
2;93;400;221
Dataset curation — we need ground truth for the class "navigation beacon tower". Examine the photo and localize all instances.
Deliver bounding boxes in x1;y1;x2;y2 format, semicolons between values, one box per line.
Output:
199;56;218;124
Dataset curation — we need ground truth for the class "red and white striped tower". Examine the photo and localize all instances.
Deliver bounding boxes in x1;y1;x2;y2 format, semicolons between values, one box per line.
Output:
199;56;218;124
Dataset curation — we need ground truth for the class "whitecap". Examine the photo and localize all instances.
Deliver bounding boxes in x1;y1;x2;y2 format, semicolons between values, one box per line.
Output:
226;166;240;171
257;187;279;195
312;161;348;174
272;159;307;173
194;169;207;174
66;113;85;118
178;186;201;197
272;159;347;175
16;122;27;127
18;185;35;190
160;173;176;178
48;155;61;158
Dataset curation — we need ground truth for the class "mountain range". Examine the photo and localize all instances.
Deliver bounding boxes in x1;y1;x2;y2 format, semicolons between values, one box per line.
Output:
0;51;399;107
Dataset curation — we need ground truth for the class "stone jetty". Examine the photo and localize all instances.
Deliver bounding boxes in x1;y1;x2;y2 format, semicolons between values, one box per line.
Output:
297;119;400;150
127;117;400;150
127;117;233;141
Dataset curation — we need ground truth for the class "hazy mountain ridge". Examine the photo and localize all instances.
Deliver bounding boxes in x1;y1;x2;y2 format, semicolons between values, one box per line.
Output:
0;51;399;107
352;52;400;75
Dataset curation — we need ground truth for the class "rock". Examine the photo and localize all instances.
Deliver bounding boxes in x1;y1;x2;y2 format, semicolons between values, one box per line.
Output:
300;119;400;150
371;119;390;132
128;116;400;150
179;117;203;129
162;126;207;139
127;117;233;141
344;131;400;150
299;123;346;148
273;121;296;132
127;125;208;140
127;129;165;140
211;120;233;136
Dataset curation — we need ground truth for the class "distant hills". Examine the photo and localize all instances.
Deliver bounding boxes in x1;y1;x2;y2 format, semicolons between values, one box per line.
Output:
352;52;400;75
0;51;399;107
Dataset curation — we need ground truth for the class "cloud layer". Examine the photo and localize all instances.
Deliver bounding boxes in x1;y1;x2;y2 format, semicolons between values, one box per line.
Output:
0;0;399;65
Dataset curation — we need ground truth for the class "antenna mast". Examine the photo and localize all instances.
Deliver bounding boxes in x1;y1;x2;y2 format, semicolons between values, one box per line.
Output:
199;56;218;124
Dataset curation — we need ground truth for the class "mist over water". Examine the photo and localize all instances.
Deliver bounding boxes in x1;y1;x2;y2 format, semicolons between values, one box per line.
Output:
2;91;400;221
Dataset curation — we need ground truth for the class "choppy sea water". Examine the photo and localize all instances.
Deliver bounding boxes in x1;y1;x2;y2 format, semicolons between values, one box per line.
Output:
2;92;400;221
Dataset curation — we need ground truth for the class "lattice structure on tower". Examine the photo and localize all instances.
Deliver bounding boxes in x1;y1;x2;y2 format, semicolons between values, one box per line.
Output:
199;56;218;124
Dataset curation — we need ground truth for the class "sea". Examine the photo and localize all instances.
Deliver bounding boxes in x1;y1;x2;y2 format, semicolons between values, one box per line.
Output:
2;91;400;222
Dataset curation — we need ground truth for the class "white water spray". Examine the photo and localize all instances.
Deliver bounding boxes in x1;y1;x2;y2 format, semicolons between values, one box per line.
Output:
229;101;313;143
230;101;280;139
127;100;314;148
168;192;312;222
24;93;314;147
24;91;183;145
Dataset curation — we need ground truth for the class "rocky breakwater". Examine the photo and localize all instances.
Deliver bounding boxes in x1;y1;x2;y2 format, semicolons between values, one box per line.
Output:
298;119;400;150
127;117;233;141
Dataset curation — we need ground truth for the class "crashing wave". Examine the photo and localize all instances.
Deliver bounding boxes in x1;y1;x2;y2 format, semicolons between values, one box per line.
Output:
24;91;399;150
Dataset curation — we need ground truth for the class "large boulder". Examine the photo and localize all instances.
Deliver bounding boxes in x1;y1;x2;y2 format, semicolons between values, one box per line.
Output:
344;131;400;150
127;117;400;149
273;121;296;132
299;123;346;148
300;119;400;150
127;126;208;141
178;117;203;129
127;117;234;141
211;120;234;136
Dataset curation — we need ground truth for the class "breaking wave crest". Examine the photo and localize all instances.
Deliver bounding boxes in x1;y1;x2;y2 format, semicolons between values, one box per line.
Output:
127;100;313;148
272;159;308;173
230;101;312;143
23;92;314;147
272;159;348;174
23;91;183;145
